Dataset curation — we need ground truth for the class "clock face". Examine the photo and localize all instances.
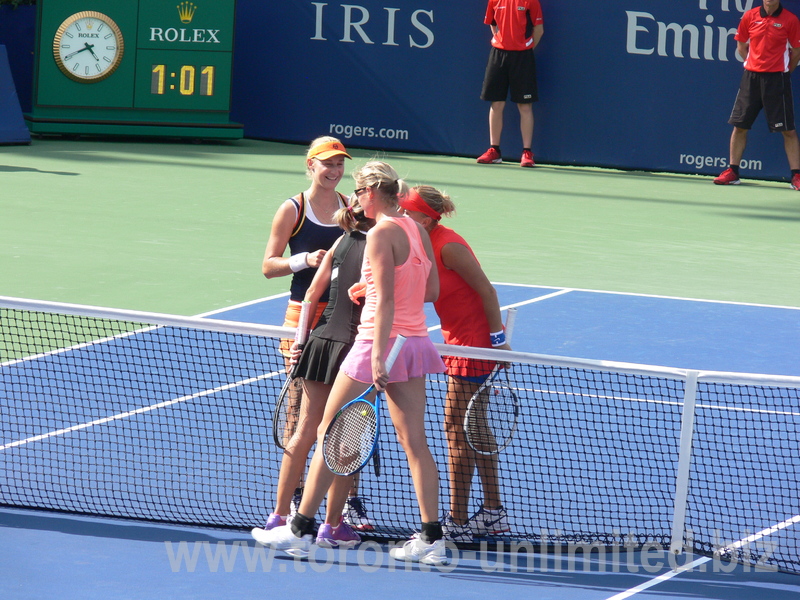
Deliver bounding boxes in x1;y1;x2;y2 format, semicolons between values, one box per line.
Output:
53;11;124;83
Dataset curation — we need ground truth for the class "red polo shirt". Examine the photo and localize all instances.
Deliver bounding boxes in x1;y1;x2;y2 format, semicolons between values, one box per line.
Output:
736;5;800;72
484;0;543;52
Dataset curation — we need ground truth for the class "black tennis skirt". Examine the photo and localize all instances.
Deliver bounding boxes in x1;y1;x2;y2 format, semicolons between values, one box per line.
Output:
294;336;352;385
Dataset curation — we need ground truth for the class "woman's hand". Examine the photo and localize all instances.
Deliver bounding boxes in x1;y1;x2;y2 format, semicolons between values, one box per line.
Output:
371;355;389;392
289;341;304;365
305;249;327;268
348;281;367;303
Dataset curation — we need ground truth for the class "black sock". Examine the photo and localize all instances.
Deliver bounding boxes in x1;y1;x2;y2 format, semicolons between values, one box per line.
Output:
792;169;800;176
420;521;443;543
729;164;740;176
491;145;500;152
290;512;316;537
523;148;531;153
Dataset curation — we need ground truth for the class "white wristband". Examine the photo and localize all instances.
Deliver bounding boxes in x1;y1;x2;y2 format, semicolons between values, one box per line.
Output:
289;252;309;272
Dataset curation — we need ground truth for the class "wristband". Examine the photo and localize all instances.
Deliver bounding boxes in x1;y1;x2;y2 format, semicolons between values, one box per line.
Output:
489;330;506;347
289;252;309;273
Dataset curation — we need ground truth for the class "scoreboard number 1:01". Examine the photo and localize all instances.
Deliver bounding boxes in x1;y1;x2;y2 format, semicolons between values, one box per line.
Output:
151;65;216;96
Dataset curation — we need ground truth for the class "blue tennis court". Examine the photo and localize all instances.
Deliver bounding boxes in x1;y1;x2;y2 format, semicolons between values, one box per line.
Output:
1;285;799;599
213;284;800;376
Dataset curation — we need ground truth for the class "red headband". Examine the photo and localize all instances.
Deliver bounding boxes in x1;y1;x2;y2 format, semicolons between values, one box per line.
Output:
399;188;441;221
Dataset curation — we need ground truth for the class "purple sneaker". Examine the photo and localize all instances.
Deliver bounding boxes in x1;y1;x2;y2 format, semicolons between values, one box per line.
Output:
315;521;361;548
264;513;287;530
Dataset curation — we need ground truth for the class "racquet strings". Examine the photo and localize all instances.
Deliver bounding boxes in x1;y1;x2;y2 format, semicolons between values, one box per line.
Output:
464;307;519;454
273;367;302;449
325;399;378;475
465;383;518;454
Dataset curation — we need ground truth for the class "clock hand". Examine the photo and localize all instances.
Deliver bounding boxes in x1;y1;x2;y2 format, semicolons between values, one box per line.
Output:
63;45;91;60
85;44;100;61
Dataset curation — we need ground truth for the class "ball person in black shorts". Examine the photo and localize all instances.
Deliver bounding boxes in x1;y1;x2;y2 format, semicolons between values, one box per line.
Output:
714;0;800;189
477;0;544;169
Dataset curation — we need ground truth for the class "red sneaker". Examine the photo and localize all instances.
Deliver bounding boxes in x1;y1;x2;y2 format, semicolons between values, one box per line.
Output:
477;147;502;164
791;173;800;190
520;149;535;168
713;168;740;185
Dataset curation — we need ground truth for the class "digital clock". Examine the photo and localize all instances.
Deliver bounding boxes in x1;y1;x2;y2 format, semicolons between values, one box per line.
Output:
132;49;232;111
151;64;216;96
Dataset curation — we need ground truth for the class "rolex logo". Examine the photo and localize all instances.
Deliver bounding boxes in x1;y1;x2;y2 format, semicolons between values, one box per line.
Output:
177;2;197;24
86;20;94;30
151;2;220;44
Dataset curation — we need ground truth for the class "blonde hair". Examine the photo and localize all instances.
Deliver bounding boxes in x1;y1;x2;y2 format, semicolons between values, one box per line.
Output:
352;161;408;206
412;185;456;218
334;194;375;233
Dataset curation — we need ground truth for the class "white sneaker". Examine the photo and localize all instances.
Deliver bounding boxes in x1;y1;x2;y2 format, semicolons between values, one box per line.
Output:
442;514;472;543
468;506;510;537
389;534;449;565
251;524;312;558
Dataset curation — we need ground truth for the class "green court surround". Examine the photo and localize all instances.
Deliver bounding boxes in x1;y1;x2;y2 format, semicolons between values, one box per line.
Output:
2;138;799;314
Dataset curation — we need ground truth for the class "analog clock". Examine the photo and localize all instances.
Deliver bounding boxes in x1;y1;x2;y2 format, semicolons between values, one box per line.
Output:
53;11;124;83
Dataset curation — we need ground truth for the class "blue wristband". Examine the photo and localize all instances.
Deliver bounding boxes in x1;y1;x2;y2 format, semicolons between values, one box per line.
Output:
490;330;506;347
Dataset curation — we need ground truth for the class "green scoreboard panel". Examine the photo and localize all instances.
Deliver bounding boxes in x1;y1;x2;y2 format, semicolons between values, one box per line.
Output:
26;0;242;139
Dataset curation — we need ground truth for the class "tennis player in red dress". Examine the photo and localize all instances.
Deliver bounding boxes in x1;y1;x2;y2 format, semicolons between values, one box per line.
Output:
400;185;512;542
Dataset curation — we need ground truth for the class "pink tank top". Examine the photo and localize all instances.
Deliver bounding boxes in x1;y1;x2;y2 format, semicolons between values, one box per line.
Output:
357;216;431;340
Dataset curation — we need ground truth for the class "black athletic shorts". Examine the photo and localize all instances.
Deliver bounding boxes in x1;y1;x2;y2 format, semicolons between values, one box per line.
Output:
728;70;795;132
480;46;538;104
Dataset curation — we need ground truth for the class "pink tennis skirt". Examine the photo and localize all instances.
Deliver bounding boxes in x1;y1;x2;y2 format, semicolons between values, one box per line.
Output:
341;336;446;384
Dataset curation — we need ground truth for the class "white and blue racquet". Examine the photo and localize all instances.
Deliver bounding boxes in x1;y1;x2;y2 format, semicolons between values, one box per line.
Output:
323;335;406;476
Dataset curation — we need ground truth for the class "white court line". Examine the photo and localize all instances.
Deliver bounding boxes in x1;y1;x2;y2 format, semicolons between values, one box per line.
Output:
604;514;800;600
531;386;800;418
0;370;283;451
492;282;800;312
0;296;289;449
425;289;573;333
195;292;290;318
504;288;574;310
0;296;286;451
0;325;161;368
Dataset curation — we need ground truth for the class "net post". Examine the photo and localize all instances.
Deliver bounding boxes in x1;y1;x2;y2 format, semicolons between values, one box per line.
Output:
669;370;699;556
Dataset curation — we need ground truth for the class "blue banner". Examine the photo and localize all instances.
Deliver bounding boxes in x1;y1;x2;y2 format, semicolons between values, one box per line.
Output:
231;1;800;181
0;45;30;145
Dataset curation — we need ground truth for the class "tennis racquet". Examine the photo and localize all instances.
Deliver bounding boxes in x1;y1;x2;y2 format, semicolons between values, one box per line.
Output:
272;359;302;450
272;301;313;450
464;308;519;456
323;335;407;476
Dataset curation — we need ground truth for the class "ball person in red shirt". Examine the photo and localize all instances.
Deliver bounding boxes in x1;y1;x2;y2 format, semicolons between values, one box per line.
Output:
477;0;544;169
714;0;800;189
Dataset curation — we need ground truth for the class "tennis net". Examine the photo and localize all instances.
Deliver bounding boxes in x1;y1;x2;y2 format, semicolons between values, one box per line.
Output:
1;296;798;573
